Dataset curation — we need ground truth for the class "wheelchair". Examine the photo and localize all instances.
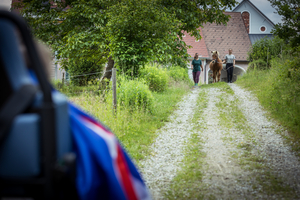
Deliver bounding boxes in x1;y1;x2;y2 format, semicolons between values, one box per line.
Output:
0;10;78;199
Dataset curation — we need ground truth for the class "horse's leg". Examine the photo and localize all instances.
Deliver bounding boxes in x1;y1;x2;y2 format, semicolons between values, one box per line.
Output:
215;71;217;83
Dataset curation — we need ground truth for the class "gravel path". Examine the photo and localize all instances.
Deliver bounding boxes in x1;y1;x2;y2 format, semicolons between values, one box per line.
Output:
229;83;300;196
140;87;200;199
140;83;300;199
199;87;256;199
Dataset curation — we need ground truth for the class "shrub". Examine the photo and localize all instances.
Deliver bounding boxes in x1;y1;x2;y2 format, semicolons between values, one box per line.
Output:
247;36;285;69
51;79;64;90
247;59;267;71
268;56;300;129
139;64;169;92
117;77;154;111
168;66;190;82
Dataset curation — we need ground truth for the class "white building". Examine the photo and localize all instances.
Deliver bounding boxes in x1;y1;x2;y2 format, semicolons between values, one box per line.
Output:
233;0;275;44
0;0;12;11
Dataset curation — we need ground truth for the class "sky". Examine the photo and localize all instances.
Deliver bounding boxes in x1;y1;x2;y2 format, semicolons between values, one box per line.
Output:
229;0;283;24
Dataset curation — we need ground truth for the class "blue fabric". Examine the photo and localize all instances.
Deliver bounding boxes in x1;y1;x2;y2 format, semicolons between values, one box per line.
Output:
28;70;149;199
69;103;150;200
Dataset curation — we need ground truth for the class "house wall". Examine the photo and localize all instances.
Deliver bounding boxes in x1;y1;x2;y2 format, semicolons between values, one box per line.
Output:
234;1;274;34
0;0;12;10
48;54;67;82
50;61;67;82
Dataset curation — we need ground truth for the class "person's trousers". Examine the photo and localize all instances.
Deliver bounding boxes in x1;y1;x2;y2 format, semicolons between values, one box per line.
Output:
193;71;201;84
226;63;234;82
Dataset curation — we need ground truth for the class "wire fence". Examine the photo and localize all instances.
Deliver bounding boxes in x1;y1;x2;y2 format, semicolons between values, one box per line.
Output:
67;70;113;79
68;71;104;78
54;68;118;111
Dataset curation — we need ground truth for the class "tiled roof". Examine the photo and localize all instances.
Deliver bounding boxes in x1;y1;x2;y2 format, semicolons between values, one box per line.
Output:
201;12;252;61
182;29;209;58
249;34;273;44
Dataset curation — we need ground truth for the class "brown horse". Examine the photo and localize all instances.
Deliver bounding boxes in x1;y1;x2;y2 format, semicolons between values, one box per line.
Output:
209;51;223;83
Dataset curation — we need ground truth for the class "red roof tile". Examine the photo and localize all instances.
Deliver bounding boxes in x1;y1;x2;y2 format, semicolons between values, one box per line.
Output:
182;28;209;58
201;12;251;61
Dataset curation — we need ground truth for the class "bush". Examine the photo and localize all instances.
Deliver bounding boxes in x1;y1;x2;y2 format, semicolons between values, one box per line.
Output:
269;56;300;128
247;36;285;69
117;77;154;111
247;59;267;71
139;64;169;92
168;66;190;82
51;79;64;90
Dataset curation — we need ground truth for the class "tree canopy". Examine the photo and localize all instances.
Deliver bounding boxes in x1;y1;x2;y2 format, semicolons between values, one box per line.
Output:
269;0;300;48
14;0;237;78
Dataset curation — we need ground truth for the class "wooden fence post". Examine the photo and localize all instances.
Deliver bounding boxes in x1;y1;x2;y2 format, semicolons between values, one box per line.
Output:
112;68;117;112
267;47;269;68
62;72;65;86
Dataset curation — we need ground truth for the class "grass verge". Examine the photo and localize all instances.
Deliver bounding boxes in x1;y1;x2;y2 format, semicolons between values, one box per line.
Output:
68;81;191;162
236;68;300;154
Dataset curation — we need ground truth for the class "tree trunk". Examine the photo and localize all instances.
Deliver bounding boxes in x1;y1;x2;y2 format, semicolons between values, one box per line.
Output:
99;56;114;90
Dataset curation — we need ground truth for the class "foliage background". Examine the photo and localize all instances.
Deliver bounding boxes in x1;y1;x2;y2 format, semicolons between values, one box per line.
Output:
247;36;285;70
14;0;237;80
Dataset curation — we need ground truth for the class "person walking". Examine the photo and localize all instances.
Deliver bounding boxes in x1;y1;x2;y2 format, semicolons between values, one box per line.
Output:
191;53;203;86
223;48;235;83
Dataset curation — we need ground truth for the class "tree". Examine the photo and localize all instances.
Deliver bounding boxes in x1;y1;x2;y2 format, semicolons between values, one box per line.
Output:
14;0;237;85
269;0;300;48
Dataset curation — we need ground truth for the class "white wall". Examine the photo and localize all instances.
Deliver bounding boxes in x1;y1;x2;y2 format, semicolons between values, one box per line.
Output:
234;1;274;34
50;61;67;81
0;0;12;11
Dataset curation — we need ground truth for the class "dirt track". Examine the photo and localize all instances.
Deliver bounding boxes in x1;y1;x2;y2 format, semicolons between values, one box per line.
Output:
140;83;300;200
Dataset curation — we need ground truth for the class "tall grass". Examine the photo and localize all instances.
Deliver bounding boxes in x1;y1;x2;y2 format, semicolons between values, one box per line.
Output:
68;80;192;162
236;54;300;147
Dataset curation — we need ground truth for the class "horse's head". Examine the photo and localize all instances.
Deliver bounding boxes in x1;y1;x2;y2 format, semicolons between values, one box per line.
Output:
211;50;219;60
211;51;220;63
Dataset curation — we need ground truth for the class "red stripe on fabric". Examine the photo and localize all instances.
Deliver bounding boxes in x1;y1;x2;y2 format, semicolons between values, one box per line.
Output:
116;145;138;200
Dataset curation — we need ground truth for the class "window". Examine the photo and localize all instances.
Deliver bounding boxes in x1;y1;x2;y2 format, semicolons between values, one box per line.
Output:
260;26;266;32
